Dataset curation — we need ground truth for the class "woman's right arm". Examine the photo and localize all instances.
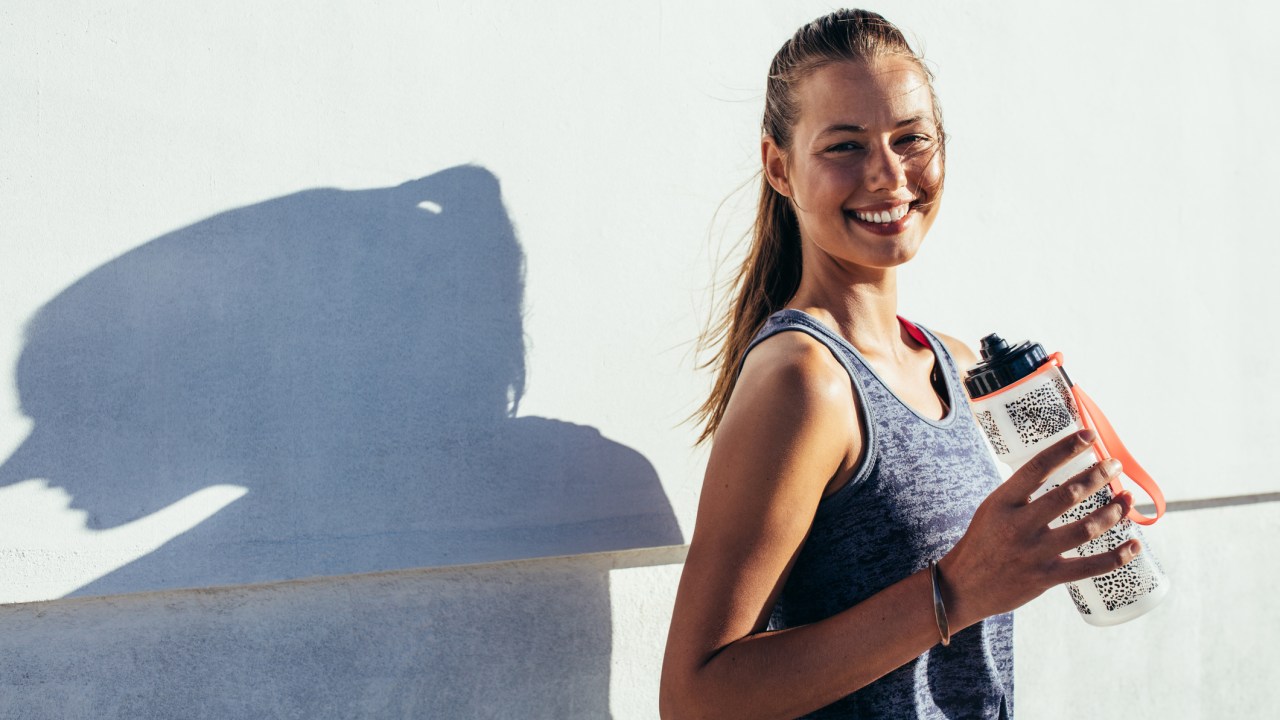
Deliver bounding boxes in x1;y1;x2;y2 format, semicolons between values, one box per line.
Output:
659;335;1140;720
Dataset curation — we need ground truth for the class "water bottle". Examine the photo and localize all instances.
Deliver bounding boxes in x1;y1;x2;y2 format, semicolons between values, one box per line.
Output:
964;333;1169;626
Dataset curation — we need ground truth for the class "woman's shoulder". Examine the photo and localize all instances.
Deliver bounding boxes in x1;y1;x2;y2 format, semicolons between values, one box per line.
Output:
716;324;859;495
734;328;855;422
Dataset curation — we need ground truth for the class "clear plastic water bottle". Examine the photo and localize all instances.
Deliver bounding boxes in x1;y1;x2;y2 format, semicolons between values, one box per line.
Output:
964;334;1169;626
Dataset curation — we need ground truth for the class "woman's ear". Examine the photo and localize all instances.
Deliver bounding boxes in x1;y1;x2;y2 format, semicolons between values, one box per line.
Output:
761;136;792;198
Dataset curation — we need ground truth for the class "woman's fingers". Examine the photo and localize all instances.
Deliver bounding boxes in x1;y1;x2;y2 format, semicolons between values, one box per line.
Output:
1043;490;1133;555
1051;538;1143;585
1028;457;1122;528
1004;429;1097;502
952;430;1147;618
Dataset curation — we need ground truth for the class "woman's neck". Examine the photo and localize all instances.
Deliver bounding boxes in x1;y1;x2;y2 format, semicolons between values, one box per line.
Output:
787;265;912;360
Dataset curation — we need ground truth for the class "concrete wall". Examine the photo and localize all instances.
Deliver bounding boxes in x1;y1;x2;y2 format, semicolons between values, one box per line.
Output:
2;0;1277;717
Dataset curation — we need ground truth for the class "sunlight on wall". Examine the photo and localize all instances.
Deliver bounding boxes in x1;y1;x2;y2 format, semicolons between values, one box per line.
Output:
0;480;246;603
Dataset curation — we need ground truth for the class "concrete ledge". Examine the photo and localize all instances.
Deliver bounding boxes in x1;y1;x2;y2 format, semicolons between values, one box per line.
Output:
0;543;691;612
0;545;690;719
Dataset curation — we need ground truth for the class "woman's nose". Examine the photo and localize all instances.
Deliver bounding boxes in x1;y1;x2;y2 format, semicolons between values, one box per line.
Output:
865;145;907;192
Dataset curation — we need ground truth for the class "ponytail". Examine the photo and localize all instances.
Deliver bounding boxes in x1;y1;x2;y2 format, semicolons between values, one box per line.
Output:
693;176;801;444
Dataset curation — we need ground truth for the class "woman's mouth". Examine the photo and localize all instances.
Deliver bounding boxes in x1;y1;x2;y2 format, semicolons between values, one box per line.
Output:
845;202;917;235
851;204;909;223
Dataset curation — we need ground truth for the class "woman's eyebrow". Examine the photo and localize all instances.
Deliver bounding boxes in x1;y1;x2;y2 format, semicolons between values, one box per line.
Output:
820;123;867;136
894;115;928;128
818;116;929;137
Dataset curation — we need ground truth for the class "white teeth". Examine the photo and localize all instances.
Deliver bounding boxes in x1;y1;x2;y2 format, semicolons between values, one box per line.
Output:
853;205;910;224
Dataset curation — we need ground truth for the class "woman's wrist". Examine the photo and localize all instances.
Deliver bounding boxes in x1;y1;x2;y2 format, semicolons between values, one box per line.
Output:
928;561;950;645
934;553;981;633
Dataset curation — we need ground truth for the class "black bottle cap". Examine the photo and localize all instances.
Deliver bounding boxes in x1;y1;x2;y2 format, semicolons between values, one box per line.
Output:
963;333;1050;399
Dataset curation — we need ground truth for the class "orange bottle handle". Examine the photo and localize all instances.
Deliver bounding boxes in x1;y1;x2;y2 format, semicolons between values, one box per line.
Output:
1047;353;1166;525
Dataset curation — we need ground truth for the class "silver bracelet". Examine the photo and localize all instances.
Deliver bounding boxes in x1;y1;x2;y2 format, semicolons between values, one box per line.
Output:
929;560;951;647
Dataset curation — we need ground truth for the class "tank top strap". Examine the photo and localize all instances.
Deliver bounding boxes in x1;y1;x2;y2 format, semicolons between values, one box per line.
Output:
748;310;962;425
745;309;914;423
742;310;886;502
744;309;876;383
909;321;970;411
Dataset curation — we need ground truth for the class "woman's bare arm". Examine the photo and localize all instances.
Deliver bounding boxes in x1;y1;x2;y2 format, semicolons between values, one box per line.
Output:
660;332;1140;720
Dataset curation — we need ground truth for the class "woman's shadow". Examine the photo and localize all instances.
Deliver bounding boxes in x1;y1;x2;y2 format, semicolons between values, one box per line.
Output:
0;165;681;715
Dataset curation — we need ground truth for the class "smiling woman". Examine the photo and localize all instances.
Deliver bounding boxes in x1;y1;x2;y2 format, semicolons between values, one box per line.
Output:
660;10;1140;719
764;59;944;270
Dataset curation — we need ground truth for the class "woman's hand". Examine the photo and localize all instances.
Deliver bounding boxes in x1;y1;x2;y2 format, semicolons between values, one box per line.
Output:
937;428;1141;630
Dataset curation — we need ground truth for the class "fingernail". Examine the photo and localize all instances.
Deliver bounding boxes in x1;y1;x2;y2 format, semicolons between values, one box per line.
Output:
1078;429;1097;443
1117;491;1133;513
1104;458;1122;476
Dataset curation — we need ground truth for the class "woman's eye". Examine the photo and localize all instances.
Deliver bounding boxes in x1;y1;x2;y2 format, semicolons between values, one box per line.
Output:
826;142;863;153
897;134;931;146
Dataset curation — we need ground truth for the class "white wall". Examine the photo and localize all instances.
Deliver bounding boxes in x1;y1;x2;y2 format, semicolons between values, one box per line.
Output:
1;1;1276;717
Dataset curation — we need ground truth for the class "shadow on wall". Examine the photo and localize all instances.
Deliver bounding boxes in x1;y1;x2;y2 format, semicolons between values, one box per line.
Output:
0;165;681;714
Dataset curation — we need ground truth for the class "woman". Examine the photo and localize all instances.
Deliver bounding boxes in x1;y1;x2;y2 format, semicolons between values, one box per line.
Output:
660;10;1141;719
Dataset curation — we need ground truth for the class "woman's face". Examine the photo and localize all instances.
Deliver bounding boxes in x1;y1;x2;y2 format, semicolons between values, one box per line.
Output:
764;57;944;272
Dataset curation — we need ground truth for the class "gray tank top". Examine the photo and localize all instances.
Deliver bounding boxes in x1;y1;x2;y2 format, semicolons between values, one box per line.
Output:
747;309;1013;719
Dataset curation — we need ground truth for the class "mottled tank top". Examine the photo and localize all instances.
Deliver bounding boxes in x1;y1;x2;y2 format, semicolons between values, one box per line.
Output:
747;309;1014;719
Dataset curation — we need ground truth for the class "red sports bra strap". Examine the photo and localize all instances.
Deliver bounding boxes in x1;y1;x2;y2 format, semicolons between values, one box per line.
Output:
897;316;929;347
